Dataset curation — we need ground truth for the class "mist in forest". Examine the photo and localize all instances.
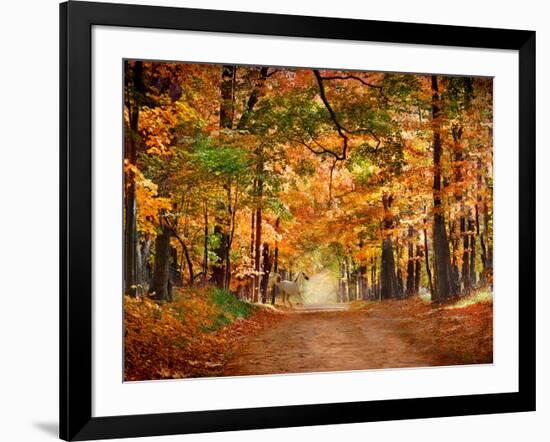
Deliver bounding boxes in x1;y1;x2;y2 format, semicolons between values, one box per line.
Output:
301;269;339;304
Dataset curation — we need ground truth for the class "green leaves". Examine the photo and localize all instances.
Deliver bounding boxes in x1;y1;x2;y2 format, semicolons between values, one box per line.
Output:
192;137;251;179
256;89;328;142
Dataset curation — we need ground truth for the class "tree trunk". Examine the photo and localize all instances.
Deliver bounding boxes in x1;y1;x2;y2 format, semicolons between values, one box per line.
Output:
378;266;382;299
249;205;255;300
449;220;461;292
396;244;404;298
431;75;456;303
253;204;262;303
345;258;351;302
202;202;208;285
150;223;171;301
338;261;344;303
414;244;422;295
211;65;236;288
452;124;466;294
371;257;378;300
406;226;415;297
260;243;272;303
224;182;238;290
219;65;235;129
469;216;477;286
380;193;399;300
337;263;342;303
237;67;269;130
271;217;280;305
124;60;144;297
211;224;227;288
461;209;471;294
423;215;435;298
483;190;493;287
479;222;488;284
359;265;367;300
364;266;370;299
182;240;194;287
476;157;489;285
381;236;399;299
341;260;348;302
347;256;355;301
169;246;183;288
136;236;152;296
253;148;264;302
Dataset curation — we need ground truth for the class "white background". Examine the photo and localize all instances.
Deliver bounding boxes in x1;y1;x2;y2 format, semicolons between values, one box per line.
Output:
93;26;518;417
0;0;547;441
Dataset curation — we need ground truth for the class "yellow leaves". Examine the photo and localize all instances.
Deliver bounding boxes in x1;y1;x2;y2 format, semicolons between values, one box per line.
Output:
139;101;199;153
137;96;204;155
125;160;171;237
173;100;199;123
139;106;175;155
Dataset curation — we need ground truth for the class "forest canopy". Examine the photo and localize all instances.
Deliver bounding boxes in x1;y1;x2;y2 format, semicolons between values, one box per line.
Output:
123;60;493;306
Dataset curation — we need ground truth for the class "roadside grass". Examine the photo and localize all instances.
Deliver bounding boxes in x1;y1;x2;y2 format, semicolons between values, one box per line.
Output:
205;288;257;331
419;289;492;307
446;289;493;309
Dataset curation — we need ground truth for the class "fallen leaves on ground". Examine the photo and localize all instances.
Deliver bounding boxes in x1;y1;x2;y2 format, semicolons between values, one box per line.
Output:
353;293;493;365
125;290;492;381
124;288;282;381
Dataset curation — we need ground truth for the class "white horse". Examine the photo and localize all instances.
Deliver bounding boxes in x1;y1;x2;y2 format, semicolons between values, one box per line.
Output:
271;271;310;308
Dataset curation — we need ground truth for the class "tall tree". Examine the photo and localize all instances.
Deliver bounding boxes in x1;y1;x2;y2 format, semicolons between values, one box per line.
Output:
260;242;272;303
430;75;457;302
414;244;422;295
406;226;416;297
212;65;236;288
271;217;280;305
124;60;145;296
380;193;400;299
149;221;172;301
253;150;264;302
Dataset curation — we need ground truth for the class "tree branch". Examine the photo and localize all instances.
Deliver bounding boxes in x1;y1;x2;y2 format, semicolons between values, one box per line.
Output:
312;70;349;161
328;158;338;205
164;219;195;286
319;74;382;89
319;73;389;104
289;136;339;159
237;67;270;130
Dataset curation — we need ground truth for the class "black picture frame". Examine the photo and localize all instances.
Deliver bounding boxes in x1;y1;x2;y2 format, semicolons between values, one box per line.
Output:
60;1;536;440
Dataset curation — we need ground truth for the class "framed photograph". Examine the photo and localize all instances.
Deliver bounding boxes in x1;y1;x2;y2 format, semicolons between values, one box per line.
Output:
60;1;535;440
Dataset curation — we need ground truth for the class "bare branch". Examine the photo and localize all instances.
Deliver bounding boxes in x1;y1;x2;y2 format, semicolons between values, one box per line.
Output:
289;136;340;159
328;158;338;205
319;74;382;89
313;70;349;161
319;73;389;103
237;67;270;130
266;68;281;77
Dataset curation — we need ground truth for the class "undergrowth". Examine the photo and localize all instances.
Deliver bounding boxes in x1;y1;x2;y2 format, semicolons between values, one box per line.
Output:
124;287;275;381
205;288;257;331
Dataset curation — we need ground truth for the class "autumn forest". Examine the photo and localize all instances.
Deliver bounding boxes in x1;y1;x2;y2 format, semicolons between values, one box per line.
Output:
124;60;493;381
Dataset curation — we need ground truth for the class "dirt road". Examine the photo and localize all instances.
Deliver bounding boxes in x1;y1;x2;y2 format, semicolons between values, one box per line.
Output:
223;304;445;376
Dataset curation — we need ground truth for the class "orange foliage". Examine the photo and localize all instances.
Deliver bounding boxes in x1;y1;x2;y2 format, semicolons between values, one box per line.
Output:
124;290;281;381
353;295;493;365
